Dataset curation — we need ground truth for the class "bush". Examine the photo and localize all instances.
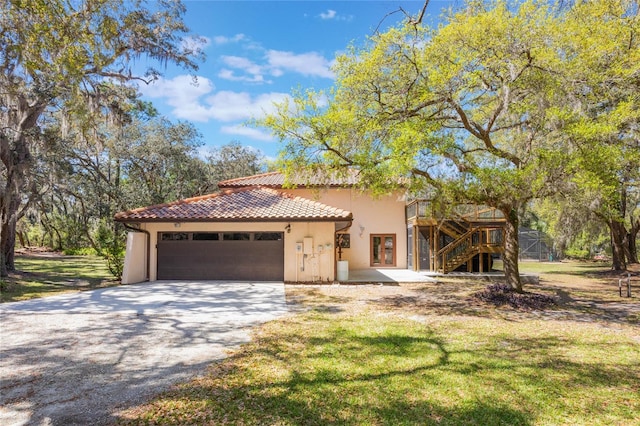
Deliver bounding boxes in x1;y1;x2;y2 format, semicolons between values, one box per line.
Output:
564;247;590;260
62;247;98;256
95;222;126;279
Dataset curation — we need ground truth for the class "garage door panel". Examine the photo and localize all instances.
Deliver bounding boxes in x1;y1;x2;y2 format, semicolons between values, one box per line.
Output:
157;235;284;280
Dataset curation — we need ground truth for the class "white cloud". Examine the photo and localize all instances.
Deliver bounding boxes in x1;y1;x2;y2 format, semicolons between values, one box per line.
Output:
220;125;275;142
138;75;216;122
219;55;266;82
204;91;290;122
266;50;335;79
319;9;337;20
217;51;334;82
218;69;266;83
318;9;353;22
212;33;246;45
139;74;291;126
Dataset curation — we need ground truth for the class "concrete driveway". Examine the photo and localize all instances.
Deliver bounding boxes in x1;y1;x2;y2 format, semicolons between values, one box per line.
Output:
0;281;288;426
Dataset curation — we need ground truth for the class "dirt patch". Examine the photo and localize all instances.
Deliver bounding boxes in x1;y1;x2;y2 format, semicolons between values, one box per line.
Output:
286;275;639;327
15;247;65;257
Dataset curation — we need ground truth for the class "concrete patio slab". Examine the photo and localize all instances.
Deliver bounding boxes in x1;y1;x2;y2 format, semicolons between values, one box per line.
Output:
346;269;438;283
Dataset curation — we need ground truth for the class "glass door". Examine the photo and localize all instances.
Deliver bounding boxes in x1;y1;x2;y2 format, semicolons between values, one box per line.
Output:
371;234;396;266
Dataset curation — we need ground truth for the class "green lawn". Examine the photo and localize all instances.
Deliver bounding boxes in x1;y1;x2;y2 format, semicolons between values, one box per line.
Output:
118;262;640;426
0;254;116;302
494;258;612;275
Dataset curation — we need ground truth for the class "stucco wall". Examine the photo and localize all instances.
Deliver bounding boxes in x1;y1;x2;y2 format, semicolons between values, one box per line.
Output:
140;221;335;283
286;188;408;269
121;232;147;284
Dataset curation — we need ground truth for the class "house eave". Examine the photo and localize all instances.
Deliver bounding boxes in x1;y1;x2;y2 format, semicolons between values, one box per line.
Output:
115;215;353;224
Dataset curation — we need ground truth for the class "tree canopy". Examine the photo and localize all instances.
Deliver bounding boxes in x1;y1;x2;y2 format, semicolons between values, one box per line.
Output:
260;0;640;289
1;0;205;275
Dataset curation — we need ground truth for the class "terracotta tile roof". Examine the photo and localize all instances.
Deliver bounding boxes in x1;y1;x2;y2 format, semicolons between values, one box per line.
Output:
114;187;353;222
218;170;361;188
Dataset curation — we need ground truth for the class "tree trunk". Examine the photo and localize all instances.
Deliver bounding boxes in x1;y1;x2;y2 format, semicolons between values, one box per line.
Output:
628;219;639;264
0;97;46;277
502;207;523;292
0;194;20;276
609;219;628;271
1;160;26;276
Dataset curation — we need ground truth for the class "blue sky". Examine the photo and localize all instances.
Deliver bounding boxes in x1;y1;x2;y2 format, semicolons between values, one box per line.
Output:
138;1;457;160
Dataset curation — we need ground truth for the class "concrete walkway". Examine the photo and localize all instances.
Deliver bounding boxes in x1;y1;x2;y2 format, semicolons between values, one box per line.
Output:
345;269;539;285
347;268;439;283
0;281;288;426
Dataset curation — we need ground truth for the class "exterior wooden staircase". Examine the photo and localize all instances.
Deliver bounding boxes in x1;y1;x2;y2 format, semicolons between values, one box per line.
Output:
406;200;507;273
435;219;504;273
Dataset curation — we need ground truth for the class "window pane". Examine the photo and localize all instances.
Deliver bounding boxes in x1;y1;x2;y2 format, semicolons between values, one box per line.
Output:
223;232;250;241
161;233;189;241
254;232;282;241
384;236;394;265
373;236;382;264
193;233;219;240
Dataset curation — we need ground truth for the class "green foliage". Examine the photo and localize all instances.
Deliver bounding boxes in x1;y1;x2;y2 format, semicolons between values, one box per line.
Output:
1;0;203;275
62;247;98;256
259;0;640;278
205;141;266;187
95;222;125;279
564;247;590;260
259;0;579;290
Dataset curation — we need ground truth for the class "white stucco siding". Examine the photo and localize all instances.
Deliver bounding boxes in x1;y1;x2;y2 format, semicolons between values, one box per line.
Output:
121;232;147;284
287;188;408;269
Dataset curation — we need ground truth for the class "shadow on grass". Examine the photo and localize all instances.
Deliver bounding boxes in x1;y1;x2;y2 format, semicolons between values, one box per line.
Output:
118;316;639;425
119;331;534;425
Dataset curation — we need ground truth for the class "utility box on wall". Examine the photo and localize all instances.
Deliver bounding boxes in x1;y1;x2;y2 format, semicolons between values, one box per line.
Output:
303;237;313;254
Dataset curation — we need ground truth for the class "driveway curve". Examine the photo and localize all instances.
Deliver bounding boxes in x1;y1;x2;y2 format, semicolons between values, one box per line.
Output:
0;281;288;426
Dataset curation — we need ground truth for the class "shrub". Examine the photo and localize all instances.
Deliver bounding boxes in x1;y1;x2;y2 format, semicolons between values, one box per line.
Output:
62;247;98;256
95;222;126;279
564;247;590;260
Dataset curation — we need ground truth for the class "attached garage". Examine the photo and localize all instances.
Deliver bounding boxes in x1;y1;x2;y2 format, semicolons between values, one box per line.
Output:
157;231;284;280
115;186;353;283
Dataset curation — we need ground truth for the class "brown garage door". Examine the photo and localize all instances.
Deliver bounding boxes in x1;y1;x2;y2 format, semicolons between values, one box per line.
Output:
157;232;284;280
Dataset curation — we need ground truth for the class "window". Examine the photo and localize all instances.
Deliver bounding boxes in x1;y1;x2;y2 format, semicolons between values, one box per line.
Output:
371;234;396;266
336;233;350;248
223;232;251;241
193;233;220;240
160;232;189;241
254;232;282;241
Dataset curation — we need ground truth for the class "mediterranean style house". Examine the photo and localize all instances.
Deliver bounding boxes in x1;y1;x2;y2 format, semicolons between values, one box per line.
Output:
115;171;506;284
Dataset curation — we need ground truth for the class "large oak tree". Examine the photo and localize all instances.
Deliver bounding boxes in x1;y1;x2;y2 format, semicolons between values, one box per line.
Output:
554;0;640;269
261;0;639;290
0;0;203;276
262;0;571;291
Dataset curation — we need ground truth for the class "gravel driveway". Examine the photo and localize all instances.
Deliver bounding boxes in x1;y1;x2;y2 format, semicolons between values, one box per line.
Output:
0;281;288;426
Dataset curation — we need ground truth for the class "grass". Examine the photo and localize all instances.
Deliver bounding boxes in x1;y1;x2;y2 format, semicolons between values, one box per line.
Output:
0;253;117;302
117;262;640;426
493;258;614;275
